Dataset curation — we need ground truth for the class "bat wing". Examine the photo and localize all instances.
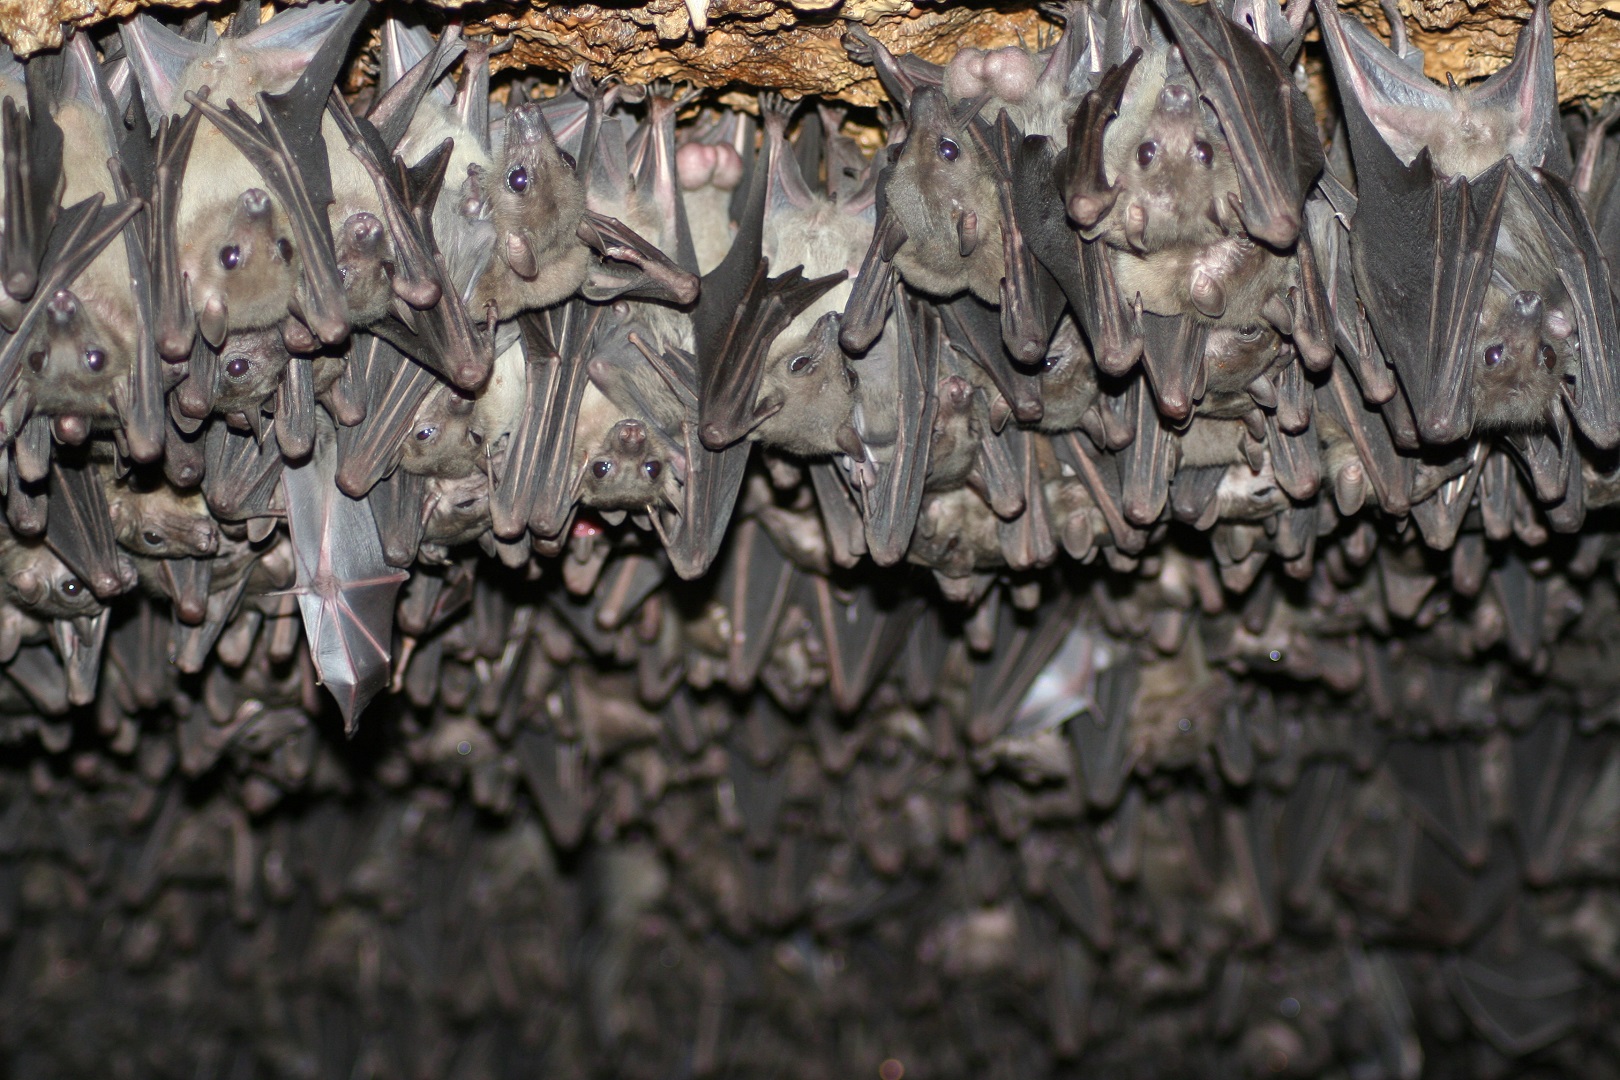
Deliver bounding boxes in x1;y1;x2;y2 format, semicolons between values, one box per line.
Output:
809;574;916;714
1491;552;1550;665
203;419;285;521
577;211;701;306
653;388;752;579
1061;51;1139;230
838;207;902;355
282;415;408;733
1511;715;1608;886
1149;0;1322;247
1445;913;1582;1058
1138;310;1208;423
967;590;1081;744
841;25;943;111
155;554;214;626
152;107;203;361
1170;463;1225;529
367;22;466;151
45;457;128;600
1510;163;1620;448
978;110;1063;371
515;727;594;850
328;101;492;390
516;301;607;541
1053;429;1149;555
1306;178;1398;402
366;463;427;569
1118;372;1176;526
715;518;801;693
1072;659;1138;810
335;335;439;497
1264;404;1321;503
997;425;1057;571
862;289;938;566
810;460;868;569
1;75;62;303
1318;342;1413;516
1385;737;1489;868
1014;135;1142;375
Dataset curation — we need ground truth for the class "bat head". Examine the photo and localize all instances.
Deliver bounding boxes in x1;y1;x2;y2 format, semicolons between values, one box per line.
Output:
1472;287;1572;432
910;487;1002;576
400;385;481;479
484;102;587;278
107;482;220;559
577;418;687;513
423;471;492;550
212;327;292;417
21;287;136;423
1036;315;1101;432
185;188;298;345
2;541;103;619
755;312;861;458
925;374;980;492
884;87;1004;302
1102;74;1241;252
335;211;392;327
1200;321;1281;400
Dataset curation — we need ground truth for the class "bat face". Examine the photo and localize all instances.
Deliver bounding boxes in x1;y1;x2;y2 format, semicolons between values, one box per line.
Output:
106;481;219;558
399;386;480;480
19;286;132;423
470;102;589;322
754;312;860;457
1036;314;1100;432
1200;321;1281;402
926;374;979;491
1092;56;1239;254
0;538;102;620
335;210;391;326
577;418;685;514
884;88;1004;302
182;187;298;344
1471;283;1572;431
211;327;292;417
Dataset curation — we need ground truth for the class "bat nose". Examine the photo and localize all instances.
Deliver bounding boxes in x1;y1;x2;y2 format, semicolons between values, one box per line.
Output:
240;188;272;219
1513;291;1543;320
47;290;77;327
1158;84;1194;113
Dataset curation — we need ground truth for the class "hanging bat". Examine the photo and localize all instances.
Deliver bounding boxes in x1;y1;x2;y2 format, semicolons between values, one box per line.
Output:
280;415;408;732
1318;0;1619;448
123;0;370;347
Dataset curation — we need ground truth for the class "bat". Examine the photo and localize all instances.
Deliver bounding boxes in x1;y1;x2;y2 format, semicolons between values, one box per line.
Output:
44;453;134;600
1319;0;1619;448
124;0;370;347
279;414;407;731
1445;910;1583;1056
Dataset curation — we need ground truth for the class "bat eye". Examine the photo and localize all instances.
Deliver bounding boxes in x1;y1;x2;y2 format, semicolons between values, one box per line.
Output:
276;238;293;263
789;354;815;374
1136;141;1159;169
219;245;242;271
415;424;438;441
60;578;82;598
83;348;106;373
642;460;661;481
1237;324;1263;342
225;357;251;379
507;166;531;193
937;138;959;162
1192;141;1213;167
141;530;163;548
1540;344;1558;370
27;351;44;373
592;460;612;479
560;151;577;170
1484;344;1505;368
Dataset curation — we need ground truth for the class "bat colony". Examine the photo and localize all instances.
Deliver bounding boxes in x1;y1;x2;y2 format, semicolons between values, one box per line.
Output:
5;0;1620;1074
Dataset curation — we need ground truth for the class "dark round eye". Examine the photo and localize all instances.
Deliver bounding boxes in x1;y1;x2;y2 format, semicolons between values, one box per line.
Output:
83;348;106;373
219;245;241;270
225;356;251;379
1484;344;1504;368
642;460;661;481
1539;344;1558;370
1192;141;1213;167
788;355;814;374
937;138;959;162
507;166;530;193
1237;325;1263;342
141;530;163;547
60;578;82;597
559;151;577;170
1136;141;1159;169
276;238;293;263
592;459;612;479
415;425;437;441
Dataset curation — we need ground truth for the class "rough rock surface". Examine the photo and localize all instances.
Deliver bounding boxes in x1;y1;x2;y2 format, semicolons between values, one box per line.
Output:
3;0;1620;103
